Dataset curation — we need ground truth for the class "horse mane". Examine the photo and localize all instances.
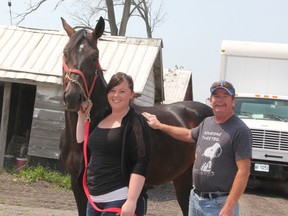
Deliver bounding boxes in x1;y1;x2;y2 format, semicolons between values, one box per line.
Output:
96;69;107;88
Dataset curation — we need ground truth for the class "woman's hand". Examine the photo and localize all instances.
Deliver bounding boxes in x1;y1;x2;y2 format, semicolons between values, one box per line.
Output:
76;100;93;143
78;100;93;119
119;199;137;216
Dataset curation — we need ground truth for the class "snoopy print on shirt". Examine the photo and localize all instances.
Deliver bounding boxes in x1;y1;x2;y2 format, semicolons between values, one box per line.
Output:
200;143;222;175
193;130;224;177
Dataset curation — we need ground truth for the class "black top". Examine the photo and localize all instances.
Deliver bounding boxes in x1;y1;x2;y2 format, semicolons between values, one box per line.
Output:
87;126;124;195
84;107;151;196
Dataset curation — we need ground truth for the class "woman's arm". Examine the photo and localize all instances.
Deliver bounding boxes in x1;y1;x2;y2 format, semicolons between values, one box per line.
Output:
120;115;150;215
121;174;145;216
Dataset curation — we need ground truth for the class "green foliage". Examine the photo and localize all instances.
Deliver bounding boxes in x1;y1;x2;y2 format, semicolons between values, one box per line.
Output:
14;166;71;189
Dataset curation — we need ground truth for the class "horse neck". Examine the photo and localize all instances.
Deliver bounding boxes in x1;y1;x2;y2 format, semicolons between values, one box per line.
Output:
64;111;78;140
130;101;146;113
90;78;109;117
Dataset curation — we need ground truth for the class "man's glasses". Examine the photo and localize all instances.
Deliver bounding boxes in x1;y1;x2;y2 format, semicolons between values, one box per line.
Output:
210;80;235;96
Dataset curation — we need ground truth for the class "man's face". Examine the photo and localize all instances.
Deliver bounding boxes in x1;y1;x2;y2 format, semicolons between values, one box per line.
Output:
210;88;235;117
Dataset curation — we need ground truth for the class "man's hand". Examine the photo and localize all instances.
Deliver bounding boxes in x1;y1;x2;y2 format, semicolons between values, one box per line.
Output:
143;112;194;143
219;203;235;216
142;112;162;129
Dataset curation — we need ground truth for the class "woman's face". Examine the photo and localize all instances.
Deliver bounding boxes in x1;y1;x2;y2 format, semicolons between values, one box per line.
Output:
107;79;134;111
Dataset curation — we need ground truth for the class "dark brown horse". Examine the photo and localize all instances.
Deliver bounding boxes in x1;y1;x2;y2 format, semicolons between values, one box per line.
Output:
60;17;213;216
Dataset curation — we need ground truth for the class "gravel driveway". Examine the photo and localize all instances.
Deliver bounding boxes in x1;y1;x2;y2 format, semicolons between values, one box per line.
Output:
0;172;287;216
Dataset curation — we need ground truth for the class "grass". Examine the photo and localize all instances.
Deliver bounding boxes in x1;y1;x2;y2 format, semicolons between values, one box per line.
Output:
14;166;71;190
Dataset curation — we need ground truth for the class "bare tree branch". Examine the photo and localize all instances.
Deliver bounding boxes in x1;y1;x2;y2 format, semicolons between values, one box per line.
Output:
16;0;166;38
16;0;65;26
68;0;106;31
130;0;166;37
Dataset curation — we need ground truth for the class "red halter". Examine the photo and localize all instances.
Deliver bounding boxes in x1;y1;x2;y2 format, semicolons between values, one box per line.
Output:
62;57;103;100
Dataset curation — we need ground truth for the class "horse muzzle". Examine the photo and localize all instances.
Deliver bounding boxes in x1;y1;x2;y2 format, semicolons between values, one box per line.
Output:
63;90;84;112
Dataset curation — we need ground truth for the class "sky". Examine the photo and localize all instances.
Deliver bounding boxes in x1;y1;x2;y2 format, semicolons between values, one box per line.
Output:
1;0;288;103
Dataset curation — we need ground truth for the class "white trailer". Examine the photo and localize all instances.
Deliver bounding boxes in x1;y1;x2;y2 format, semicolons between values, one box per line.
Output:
219;40;288;179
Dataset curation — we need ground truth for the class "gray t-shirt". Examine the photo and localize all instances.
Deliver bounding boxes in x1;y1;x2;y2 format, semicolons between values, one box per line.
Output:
191;115;252;192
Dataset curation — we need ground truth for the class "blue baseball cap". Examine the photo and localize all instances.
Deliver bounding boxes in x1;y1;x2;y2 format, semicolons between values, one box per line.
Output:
210;80;235;96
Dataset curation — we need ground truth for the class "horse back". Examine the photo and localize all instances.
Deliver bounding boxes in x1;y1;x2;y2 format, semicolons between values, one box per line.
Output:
133;100;213;128
132;101;213;185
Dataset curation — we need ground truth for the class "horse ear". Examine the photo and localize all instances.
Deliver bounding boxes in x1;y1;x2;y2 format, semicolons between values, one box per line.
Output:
61;17;76;38
93;16;105;40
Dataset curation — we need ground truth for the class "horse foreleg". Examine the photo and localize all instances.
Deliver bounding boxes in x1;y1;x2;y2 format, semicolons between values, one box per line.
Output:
172;166;193;216
71;176;87;216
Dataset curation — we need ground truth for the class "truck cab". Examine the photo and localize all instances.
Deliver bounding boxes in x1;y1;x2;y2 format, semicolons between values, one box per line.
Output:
234;93;288;179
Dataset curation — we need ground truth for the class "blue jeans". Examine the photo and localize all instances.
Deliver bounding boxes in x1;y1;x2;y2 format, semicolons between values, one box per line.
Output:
188;189;239;216
86;195;147;216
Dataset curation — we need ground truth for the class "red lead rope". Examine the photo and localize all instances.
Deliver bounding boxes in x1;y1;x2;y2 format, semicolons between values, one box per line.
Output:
82;120;123;215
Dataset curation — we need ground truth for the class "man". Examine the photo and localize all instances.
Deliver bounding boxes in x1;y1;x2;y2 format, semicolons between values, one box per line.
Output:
142;80;252;216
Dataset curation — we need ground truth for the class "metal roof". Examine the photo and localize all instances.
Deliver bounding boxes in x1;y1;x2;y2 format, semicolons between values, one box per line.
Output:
163;68;192;104
0;25;163;93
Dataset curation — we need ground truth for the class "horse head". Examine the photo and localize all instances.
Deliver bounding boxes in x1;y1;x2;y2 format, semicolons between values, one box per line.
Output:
61;17;106;113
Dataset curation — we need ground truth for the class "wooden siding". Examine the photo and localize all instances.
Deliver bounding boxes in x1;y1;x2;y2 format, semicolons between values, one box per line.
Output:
28;85;64;159
134;69;156;106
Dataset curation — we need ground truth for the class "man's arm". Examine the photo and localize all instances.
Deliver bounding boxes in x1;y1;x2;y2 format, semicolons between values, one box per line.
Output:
142;112;194;143
220;158;251;216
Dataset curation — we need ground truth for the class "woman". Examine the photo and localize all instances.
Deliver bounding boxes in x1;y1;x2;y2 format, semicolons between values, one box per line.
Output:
76;72;150;216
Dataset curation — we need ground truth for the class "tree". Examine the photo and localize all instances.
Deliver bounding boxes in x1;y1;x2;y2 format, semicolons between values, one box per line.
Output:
16;0;166;38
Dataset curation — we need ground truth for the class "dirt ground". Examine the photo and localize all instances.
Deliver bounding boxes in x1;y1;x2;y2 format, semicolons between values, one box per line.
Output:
0;172;287;216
